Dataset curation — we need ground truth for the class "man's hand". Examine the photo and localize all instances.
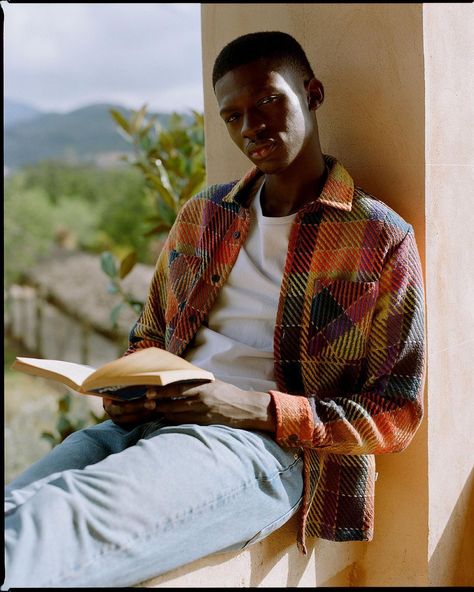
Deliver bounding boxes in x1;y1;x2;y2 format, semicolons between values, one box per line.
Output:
102;396;163;427
145;379;276;433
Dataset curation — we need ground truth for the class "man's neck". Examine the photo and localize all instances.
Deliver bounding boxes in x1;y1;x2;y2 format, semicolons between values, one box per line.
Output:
260;152;327;217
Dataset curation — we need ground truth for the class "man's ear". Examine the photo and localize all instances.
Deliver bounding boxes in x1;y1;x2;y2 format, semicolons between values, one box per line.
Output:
305;78;325;111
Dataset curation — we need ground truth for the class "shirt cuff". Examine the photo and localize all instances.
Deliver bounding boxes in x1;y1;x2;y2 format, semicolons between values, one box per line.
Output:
269;390;315;447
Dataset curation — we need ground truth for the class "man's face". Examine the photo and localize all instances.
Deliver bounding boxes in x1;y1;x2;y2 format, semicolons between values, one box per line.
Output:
215;58;317;174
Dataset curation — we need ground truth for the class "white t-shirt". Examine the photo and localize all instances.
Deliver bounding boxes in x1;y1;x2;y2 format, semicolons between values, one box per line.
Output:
184;181;296;392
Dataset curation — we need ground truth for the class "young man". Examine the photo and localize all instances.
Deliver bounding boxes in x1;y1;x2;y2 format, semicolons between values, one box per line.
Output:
4;32;425;588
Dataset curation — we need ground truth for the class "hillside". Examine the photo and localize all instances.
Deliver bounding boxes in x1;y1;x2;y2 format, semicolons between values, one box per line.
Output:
4;102;193;171
4;99;43;127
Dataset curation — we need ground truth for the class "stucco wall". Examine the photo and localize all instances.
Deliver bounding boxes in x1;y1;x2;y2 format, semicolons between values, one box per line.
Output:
201;3;428;587
424;3;474;586
202;4;426;242
142;4;473;587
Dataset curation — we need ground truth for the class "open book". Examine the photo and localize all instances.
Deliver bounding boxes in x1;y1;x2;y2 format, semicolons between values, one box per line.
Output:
11;347;215;401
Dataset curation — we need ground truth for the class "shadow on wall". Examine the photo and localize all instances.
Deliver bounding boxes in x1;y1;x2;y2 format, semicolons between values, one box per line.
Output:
137;514;320;587
247;517;316;587
429;467;474;586
138;512;371;587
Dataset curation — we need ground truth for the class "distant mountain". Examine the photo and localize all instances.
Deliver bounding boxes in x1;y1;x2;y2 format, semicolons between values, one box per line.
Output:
4;102;194;171
4;99;43;128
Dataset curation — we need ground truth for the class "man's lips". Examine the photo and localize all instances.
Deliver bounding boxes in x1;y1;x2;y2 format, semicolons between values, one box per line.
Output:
247;141;277;161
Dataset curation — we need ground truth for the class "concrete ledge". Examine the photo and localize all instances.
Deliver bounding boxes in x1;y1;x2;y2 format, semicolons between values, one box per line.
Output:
136;515;318;588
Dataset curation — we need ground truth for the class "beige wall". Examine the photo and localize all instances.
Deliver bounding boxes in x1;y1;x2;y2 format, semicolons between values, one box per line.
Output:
424;4;474;586
202;4;429;587
141;4;473;587
202;4;426;241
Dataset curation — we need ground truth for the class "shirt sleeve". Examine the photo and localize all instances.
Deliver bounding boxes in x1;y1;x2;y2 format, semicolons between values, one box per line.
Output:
122;225;175;356
269;227;426;455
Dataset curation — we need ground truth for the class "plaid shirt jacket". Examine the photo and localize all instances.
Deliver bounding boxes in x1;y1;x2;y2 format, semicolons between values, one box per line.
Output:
127;155;426;553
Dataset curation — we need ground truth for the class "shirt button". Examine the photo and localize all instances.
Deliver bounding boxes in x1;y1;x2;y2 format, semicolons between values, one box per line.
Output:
232;231;241;239
188;314;197;324
211;274;220;283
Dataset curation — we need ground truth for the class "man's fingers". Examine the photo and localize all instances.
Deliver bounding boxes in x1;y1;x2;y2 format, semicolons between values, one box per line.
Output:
152;397;200;413
104;398;158;418
145;388;159;399
145;385;187;400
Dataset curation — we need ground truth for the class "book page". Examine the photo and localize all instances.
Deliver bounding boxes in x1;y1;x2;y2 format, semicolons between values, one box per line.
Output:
14;357;96;388
149;369;215;386
85;347;211;389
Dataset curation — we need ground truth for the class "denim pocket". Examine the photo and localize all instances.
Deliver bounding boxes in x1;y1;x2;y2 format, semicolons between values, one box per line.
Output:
240;496;302;550
239;453;303;550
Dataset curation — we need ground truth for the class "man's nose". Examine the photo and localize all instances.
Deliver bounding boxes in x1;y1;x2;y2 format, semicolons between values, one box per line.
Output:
241;111;266;139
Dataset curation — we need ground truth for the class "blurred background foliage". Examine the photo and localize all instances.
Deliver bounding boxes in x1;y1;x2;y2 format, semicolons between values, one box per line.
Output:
4;106;206;450
101;105;206;324
110;105;206;236
4;163;150;287
4;106;205;292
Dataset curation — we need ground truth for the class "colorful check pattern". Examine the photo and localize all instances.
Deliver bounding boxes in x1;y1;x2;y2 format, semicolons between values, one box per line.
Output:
126;155;425;553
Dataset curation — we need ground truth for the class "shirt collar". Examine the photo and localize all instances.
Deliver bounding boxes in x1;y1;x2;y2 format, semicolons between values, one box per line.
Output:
222;154;354;212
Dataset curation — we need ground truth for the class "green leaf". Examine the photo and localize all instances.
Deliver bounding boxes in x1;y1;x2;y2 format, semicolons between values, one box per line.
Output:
132;302;144;315
158;131;174;153
154;159;173;193
130;104;148;135
144;214;165;223
138;134;152;152
169;112;183;130
156;200;177;227
133;162;149;174
107;281;119;295
90;411;107;424
41;432;59;447
191;110;204;127
119;251;137;279
180;170;206;202
101;251;118;278
139;115;157;135
145;173;176;210
143;222;171;237
57;415;72;435
109;109;131;135
58;393;71;413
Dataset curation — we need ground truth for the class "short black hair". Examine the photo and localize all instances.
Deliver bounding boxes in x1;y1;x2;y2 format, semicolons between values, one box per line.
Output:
212;31;315;88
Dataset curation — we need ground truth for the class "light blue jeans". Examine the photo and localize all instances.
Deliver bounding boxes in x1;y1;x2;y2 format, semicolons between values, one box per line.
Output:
4;419;303;588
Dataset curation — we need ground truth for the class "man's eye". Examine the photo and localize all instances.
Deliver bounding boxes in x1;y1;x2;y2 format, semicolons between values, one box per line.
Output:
225;113;240;124
259;95;279;105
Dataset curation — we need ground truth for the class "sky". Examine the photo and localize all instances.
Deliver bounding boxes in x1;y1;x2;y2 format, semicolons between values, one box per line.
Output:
3;2;204;114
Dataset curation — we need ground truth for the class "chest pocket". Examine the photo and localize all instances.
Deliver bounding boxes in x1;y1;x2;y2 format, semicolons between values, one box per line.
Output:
308;279;379;361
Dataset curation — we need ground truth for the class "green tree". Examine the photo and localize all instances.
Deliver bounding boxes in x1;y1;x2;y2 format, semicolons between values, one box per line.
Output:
4;161;157;284
102;105;206;326
110;105;206;236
